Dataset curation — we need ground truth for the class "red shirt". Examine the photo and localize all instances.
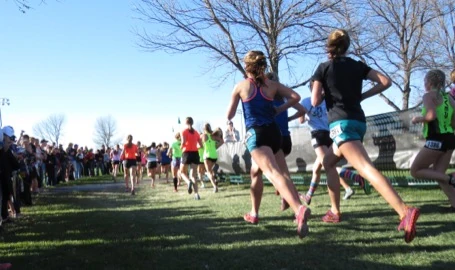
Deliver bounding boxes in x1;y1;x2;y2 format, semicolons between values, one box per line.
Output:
181;129;200;152
123;143;138;160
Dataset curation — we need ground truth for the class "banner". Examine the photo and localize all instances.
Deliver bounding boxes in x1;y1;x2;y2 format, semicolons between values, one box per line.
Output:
216;107;443;174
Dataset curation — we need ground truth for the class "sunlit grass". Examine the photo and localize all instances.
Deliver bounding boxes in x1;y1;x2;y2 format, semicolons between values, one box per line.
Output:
0;177;454;269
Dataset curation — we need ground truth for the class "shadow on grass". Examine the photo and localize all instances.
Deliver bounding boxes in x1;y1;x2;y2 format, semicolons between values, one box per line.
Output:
1;186;455;270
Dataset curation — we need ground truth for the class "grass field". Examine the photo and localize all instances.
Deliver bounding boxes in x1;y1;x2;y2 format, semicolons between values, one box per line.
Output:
1;176;455;270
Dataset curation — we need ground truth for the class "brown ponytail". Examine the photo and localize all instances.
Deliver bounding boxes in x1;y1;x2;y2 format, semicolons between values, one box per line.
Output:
126;135;133;148
327;29;350;59
186;117;194;134
244;51;267;86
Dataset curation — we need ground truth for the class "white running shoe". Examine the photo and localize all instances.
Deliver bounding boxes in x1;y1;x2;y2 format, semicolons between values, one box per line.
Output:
343;188;355;200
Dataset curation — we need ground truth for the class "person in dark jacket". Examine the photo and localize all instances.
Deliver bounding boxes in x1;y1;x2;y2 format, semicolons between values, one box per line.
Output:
1;126;20;224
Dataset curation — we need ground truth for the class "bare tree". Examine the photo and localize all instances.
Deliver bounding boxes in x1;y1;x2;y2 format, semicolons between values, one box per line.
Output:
422;0;455;83
93;115;118;148
10;0;47;13
134;0;340;88
33;113;66;145
332;0;452;110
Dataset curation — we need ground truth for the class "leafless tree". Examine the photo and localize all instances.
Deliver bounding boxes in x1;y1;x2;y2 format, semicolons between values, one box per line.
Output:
10;0;46;13
134;0;340;88
93;115;118;148
421;0;455;84
332;0;452;110
33;113;65;145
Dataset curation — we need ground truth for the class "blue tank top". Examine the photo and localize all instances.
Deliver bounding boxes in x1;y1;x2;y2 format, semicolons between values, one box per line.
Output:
242;78;275;129
273;98;290;136
161;147;171;163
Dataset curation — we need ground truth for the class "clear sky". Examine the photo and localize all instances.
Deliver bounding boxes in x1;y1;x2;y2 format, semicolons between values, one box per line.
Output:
0;0;395;149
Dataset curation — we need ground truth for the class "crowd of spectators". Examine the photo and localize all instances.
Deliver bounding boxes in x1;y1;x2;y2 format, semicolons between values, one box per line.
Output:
0;125;123;231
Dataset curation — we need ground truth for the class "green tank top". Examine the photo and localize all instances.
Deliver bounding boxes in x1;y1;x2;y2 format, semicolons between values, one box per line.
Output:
203;134;218;159
422;92;454;138
171;140;182;158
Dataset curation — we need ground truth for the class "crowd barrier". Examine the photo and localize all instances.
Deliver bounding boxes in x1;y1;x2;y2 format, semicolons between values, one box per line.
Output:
218;107;444;187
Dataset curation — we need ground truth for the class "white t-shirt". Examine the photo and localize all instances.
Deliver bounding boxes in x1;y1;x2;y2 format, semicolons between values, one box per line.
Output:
300;97;329;132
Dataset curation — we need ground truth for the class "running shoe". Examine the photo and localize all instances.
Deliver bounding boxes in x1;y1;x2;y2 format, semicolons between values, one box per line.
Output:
343;189;355;200
213;186;218;193
194;194;200;200
299;193;312;205
296;205;311;238
280;198;290;211
356;175;371;195
131;189;135;196
321;210;341;223
244;213;259;224
397;206;420;243
188;182;193;194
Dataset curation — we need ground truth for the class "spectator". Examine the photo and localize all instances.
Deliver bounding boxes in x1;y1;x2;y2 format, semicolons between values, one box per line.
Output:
45;147;57;186
1;126;20;224
39;139;48;185
224;120;240;143
76;147;84;179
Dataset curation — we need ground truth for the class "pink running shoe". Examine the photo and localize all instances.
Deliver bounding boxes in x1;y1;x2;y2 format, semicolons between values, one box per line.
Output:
280;198;290;211
244;213;259;225
298;193;312;205
296;205;311;238
397;206;420;243
304;194;312;205
321;210;341;223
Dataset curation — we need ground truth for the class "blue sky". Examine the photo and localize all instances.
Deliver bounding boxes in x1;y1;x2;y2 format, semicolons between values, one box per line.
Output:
0;0;394;148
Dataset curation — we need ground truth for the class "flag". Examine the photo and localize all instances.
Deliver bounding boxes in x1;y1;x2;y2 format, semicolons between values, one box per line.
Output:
178;117;181;124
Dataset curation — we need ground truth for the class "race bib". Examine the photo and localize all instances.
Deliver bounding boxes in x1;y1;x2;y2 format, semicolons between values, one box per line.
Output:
311;138;317;147
425;140;442;150
329;125;342;139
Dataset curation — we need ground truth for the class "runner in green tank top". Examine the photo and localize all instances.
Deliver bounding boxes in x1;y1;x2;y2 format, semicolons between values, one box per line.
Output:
411;69;455;211
421;93;454;138
202;123;224;193
203;134;218;159
168;133;183;192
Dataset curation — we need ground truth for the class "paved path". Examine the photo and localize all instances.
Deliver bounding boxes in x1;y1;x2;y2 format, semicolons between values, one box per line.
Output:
45;182;126;193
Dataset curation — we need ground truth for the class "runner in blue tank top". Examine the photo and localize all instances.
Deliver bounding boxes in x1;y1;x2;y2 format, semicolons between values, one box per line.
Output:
249;72;306;212
226;50;310;239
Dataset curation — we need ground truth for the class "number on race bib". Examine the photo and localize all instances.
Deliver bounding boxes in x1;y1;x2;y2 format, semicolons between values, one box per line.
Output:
425;140;442;150
329;125;342;139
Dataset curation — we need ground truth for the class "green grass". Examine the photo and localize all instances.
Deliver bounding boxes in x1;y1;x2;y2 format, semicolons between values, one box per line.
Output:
55;174;117;186
1;177;455;270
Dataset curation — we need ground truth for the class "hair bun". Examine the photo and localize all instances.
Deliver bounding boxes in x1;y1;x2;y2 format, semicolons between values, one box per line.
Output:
255;55;265;61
